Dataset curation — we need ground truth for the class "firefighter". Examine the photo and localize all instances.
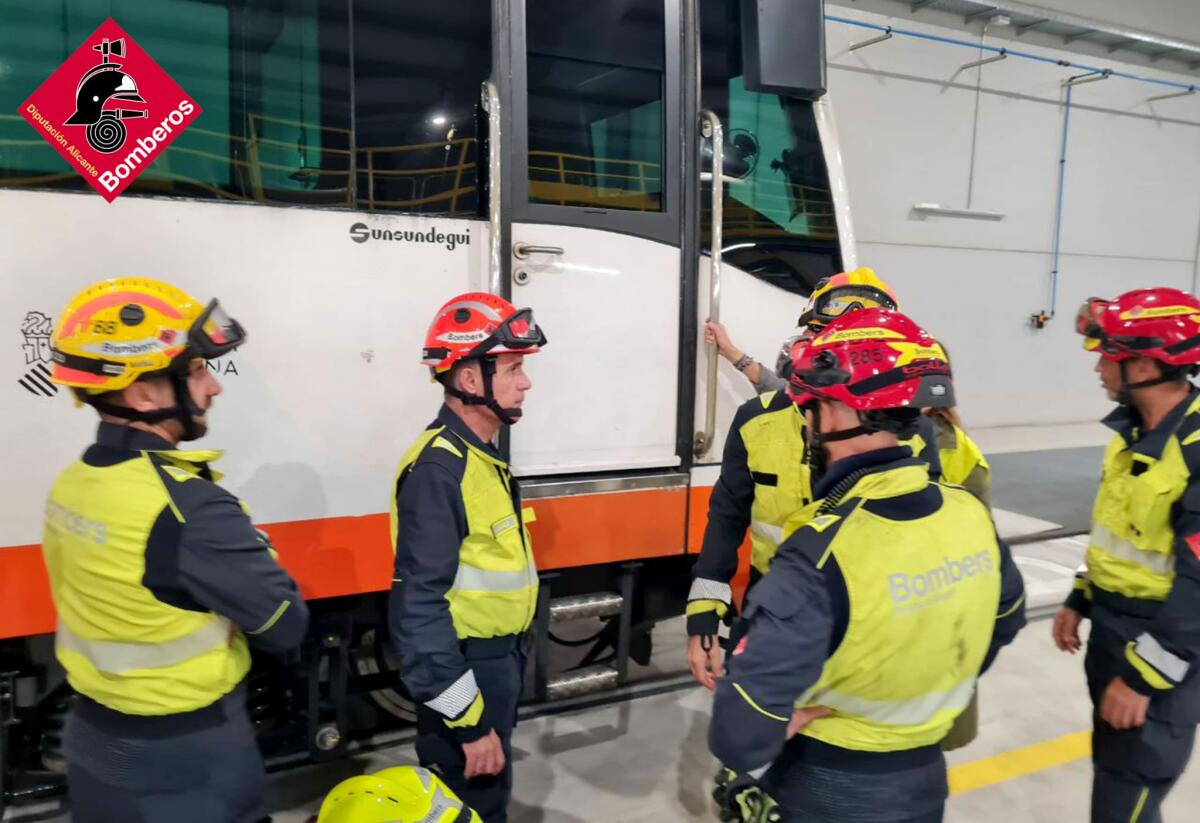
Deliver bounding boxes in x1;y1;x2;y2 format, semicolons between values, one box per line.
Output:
43;278;308;823
688;269;981;688
1053;288;1200;823
313;765;481;822
389;293;546;822
709;309;1026;822
706;270;989;501
703;268;902;395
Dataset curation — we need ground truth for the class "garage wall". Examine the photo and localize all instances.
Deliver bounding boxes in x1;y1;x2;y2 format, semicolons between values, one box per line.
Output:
821;7;1200;427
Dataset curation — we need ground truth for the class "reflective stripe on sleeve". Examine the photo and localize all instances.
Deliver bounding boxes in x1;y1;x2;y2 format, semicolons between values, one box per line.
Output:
689;578;733;604
425;668;480;718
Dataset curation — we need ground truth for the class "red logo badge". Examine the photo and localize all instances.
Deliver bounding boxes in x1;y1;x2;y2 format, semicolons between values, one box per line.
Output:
1186;532;1200;561
18;19;202;203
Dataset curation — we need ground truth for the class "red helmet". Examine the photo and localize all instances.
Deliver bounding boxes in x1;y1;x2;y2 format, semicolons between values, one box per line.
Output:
422;292;546;374
1076;288;1200;366
787;308;954;411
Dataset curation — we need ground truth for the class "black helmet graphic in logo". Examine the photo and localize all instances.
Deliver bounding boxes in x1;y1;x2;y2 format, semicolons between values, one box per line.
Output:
64;38;147;154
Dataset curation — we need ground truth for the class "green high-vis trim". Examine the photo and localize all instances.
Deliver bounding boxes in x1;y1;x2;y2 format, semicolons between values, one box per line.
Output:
1125;642;1173;691
997;594;1025;620
1130;786;1150;822
249;600;291;636
733;682;789;723
686;599;729;618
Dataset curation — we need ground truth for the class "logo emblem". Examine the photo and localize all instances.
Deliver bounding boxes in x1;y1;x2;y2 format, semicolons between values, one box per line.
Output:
64;36;147;154
1186;532;1200;561
18;19;202;202
18;312;58;398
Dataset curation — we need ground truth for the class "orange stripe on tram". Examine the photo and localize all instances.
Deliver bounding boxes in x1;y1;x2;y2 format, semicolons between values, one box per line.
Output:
0;485;695;639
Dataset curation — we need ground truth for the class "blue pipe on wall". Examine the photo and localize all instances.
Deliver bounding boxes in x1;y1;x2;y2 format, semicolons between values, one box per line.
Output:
1050;83;1074;320
826;15;1197;92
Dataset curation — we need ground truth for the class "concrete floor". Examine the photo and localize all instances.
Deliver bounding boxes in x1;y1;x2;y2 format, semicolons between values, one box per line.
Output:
262;620;1200;823
990;447;1104;535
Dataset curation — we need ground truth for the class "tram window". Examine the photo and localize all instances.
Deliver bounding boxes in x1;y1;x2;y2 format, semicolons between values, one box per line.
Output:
524;0;666;212
352;0;490;216
0;0;489;217
229;0;353;208
699;0;842;295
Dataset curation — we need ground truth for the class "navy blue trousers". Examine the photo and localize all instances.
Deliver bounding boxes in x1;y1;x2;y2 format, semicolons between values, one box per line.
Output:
762;739;947;823
64;685;267;823
1087;619;1197;823
415;647;523;823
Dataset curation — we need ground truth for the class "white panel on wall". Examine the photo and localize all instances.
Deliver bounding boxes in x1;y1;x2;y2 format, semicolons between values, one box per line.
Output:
825;24;979;248
860;242;1192;428
1061;106;1200;262
818;7;1200;427
966;74;1062;251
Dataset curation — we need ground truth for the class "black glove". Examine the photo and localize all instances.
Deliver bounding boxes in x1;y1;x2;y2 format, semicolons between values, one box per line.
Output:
713;767;782;823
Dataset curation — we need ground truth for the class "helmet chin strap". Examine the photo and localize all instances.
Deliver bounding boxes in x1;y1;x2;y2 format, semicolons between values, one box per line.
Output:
171;369;208;441
803;402;827;482
85;366;207;442
804;403;871;482
1116;359;1179;406
805;404;918;482
444;357;522;426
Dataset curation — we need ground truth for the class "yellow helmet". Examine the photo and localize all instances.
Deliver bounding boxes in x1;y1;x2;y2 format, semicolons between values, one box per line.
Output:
50;278;245;394
799;267;900;330
316;766;481;823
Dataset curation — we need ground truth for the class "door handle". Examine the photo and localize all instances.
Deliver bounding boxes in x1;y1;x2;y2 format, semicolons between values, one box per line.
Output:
695;109;725;459
482;80;503;296
513;242;565;259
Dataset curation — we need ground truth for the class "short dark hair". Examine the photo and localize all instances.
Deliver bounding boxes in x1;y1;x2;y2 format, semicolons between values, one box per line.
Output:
73;372;172;410
437;358;478;393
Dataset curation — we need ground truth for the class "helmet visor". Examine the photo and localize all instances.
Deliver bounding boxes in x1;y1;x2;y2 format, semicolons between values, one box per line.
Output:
1074;297;1166;355
1075;297;1109;344
775;330;811;380
492;308;547;351
190;300;246;359
809;286;898;328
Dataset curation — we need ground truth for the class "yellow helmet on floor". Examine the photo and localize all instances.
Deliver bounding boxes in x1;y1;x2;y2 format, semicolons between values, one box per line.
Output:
316;766;481;823
49;278;245;394
799;267;900;330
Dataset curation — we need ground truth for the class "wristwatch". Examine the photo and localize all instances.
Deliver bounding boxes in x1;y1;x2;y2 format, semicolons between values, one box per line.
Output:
734;354;754;372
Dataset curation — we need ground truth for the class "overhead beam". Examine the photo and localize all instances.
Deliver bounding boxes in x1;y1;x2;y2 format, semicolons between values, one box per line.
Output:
964;6;999;23
1015;19;1049;36
1063;29;1097;45
910;0;938;11
947;1;1200;56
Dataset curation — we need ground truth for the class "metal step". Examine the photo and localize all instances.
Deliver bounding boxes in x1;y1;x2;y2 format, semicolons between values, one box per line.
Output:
548;592;624;623
545;664;620;701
